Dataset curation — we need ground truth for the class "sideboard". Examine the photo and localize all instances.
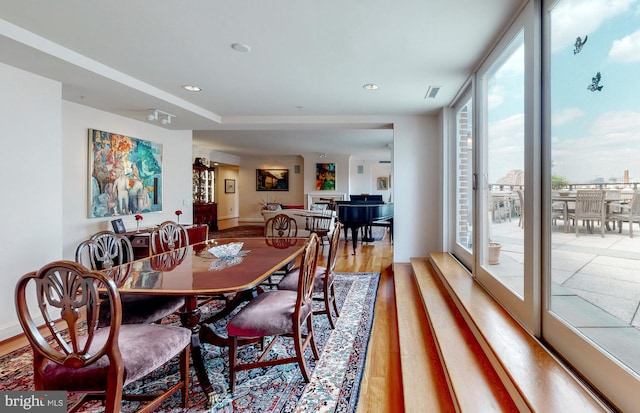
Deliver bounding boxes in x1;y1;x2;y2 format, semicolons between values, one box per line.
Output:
193;202;218;231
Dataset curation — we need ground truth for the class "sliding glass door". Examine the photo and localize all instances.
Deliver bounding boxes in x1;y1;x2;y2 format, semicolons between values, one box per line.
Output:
543;0;640;408
447;0;640;409
474;2;534;327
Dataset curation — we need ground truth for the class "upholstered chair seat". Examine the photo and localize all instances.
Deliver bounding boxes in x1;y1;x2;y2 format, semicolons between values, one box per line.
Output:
42;323;190;391
227;290;312;338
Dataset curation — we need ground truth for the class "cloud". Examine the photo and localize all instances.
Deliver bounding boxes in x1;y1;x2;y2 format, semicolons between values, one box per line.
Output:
550;0;634;53
552;110;640;181
552;108;585;126
609;28;640;62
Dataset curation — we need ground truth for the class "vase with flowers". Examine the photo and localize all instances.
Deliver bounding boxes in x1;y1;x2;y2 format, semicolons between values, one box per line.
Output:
135;214;143;233
175;210;182;224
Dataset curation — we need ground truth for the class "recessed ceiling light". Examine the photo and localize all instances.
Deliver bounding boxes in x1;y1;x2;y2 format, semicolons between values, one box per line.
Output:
363;83;379;90
182;85;201;92
231;43;251;53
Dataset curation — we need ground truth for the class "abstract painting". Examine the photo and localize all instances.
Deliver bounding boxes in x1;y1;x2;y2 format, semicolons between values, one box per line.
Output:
88;129;163;218
316;163;335;190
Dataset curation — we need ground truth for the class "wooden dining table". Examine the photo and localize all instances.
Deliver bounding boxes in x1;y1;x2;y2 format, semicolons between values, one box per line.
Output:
551;194;624;233
103;237;307;406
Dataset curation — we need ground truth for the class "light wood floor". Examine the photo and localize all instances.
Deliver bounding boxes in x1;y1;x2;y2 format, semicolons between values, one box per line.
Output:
1;219;402;411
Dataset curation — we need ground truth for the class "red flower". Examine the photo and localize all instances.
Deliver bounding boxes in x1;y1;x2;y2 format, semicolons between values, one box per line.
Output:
175;210;183;216
135;214;143;221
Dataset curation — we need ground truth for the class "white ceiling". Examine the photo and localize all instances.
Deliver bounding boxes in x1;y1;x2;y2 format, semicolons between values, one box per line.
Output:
0;0;523;160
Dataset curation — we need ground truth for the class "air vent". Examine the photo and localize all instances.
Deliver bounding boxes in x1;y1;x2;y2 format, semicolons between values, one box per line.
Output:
424;86;441;99
379;160;391;164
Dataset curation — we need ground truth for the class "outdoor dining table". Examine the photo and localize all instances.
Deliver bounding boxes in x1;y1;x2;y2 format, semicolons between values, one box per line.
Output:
103;237;307;406
551;193;624;233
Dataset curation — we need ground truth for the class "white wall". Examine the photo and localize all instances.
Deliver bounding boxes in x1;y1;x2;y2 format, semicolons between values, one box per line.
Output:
350;160;392;200
62;101;193;261
238;156;305;222
216;165;239;220
0;64;63;339
392;116;442;262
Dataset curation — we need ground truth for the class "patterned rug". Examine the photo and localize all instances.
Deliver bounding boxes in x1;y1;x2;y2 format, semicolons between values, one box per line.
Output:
0;272;380;412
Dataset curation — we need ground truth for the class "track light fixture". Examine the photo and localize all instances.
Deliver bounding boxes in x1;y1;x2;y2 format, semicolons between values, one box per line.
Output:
146;109;174;125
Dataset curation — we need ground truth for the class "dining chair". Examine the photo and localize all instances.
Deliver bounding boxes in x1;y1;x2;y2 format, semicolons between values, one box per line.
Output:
305;207;334;245
14;260;191;413
278;221;343;328
151;220;190;253
568;190;606;237
264;213;298;238
611;190;640;238
75;230;134;270
226;234;320;393
76;231;185;327
263;213;299;287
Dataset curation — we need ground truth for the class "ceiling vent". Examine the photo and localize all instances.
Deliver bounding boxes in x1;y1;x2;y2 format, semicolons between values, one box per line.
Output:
424;86;441;99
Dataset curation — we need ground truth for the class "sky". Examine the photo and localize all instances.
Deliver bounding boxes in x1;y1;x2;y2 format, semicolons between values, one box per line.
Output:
487;0;640;184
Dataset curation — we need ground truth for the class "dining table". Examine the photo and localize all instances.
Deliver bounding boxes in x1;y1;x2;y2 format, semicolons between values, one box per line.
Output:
551;193;625;233
103;237;308;406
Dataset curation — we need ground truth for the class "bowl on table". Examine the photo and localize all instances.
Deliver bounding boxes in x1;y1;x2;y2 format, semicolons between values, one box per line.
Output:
208;241;244;259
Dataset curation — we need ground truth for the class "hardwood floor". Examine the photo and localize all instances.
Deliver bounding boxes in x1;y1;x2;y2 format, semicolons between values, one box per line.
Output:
1;219;402;411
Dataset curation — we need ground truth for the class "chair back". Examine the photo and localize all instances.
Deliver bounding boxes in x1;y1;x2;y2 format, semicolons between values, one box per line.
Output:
151;221;189;253
629;190;640;216
575;190;605;214
326;221;343;275
265;213;298;237
307;208;333;234
295;234;320;319
15;260;123;386
150;247;188;271
76;231;134;270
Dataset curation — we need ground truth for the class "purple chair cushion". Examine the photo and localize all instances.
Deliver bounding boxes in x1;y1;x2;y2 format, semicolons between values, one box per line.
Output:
98;294;185;327
278;265;328;292
227;290;312;337
42;324;190;391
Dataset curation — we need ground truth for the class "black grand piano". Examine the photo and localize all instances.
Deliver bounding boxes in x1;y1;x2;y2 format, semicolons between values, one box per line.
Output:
336;195;393;254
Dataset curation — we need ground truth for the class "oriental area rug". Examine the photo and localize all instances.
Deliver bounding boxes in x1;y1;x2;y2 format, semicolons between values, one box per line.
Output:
0;272;380;413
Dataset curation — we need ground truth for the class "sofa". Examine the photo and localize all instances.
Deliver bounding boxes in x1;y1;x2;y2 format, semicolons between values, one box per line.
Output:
261;206;337;238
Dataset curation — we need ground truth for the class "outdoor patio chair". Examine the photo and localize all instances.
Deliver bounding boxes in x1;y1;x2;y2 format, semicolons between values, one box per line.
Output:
15;260;191;413
611;190;640;238
568;190;606;237
226;234;320;393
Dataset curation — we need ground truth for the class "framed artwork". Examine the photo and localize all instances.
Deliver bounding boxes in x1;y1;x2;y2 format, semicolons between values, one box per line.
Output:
88;129;163;218
256;169;289;191
377;177;388;190
225;179;236;193
316;163;336;190
111;218;126;234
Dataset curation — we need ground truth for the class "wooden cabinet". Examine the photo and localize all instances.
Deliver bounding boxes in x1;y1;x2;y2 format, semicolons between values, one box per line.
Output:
193;159;218;230
193;202;218;231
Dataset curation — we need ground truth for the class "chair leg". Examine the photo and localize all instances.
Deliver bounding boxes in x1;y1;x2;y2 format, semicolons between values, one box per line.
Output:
180;345;190;407
293;322;312;383
330;283;340;318
229;336;238;394
104;363;125;413
323;289;336;329
306;316;320;360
